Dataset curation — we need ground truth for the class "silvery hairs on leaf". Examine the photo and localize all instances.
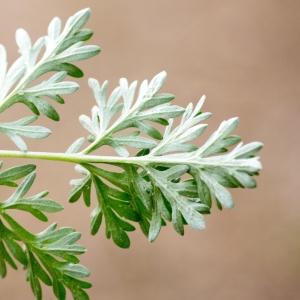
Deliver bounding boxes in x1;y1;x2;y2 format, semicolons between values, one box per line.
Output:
68;71;263;247
0;8;100;151
78;71;183;155
0;8;98;300
0;7;263;300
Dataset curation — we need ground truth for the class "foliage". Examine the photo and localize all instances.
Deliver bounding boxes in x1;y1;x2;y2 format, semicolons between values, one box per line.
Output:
68;73;262;247
0;165;90;300
0;7;263;300
0;7;100;150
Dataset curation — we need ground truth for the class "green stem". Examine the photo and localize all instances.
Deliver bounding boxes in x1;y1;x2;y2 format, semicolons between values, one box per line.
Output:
0;149;252;170
0;149;192;167
0;150;142;165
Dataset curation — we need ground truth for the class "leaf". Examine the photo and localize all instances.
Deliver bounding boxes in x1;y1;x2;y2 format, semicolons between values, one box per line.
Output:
61;263;90;279
199;171;234;209
197;117;239;156
28;98;60;121
51;63;84;78
147;167;206;234
90;206;102;235
24;81;79;97
140;93;175;110
53;44;101;63
0;7;100;119
135;121;163;140
4;237;27;266
93;175;135;248
69;173;91;205
79;71;184;154
148;200;161;242
0;116;51;151
26;222;91;300
136;104;184;121
0;169;63;224
0;8;100;300
5;171;36;204
0;7;264;300
0;164;36;186
112;135;157;149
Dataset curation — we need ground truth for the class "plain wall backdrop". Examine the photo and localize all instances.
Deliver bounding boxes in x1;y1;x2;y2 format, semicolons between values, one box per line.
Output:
0;0;299;299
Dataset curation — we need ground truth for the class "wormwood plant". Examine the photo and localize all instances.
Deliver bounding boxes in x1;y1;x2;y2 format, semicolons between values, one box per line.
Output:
0;8;263;300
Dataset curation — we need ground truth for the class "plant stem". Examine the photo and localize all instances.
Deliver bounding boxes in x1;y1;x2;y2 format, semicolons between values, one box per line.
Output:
0;149;178;166
0;150;143;165
0;149;259;171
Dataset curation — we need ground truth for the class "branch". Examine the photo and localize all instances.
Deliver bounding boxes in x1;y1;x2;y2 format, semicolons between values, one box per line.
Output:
0;8;100;151
0;165;90;300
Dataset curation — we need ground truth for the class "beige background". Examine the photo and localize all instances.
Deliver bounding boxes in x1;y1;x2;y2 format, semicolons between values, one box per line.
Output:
0;0;299;299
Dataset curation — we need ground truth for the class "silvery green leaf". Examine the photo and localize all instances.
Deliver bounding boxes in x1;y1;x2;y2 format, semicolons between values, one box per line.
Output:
6;135;27;152
28;98;60;121
0;117;51;151
110;142;130;157
30;37;45;66
147;167;206;232
69;174;91;206
47;17;61;40
231;170;257;188
190;168;212;207
140;93;175;110
5;171;36;204
136;104;184;120
135;121;162;140
88;78;107;109
161;165;189;181
63;8;91;38
145;70;167;97
0;117;51;149
80;71;185;154
199;171;234;208
155;188;171;221
0;7;99;118
3;198;63;221
71;70;262;247
52;44;100;63
61;263;90;279
178;124;207;143
66;137;85;153
23;81;79;96
15;28;32;63
177;200;206;230
232;141;264;159
112;135;157;149
119;78;137;112
79;114;97;136
124;166;151;210
59;29;94;54
90;206;102;235
197;117;239;156
150;98;210;155
0;56;25;101
153;141;197;155
172;206;184;235
148;205;161;242
0;164;36;186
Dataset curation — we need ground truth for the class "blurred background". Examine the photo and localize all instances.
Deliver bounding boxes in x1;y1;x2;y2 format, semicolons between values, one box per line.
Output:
0;0;299;299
